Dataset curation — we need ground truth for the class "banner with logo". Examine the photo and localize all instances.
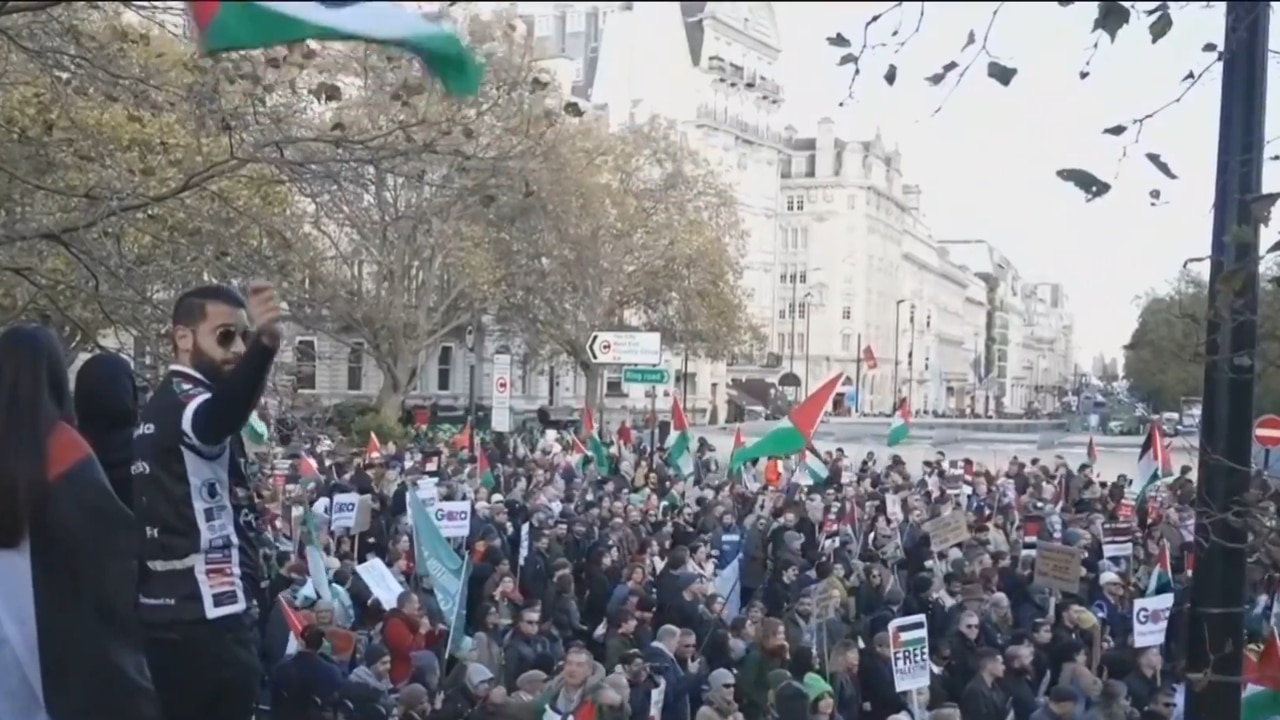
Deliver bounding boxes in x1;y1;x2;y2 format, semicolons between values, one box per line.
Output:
408;489;470;658
329;492;372;533
1132;592;1175;648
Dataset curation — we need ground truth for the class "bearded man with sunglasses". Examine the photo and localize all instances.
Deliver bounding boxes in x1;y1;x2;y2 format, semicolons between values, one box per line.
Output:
132;282;281;720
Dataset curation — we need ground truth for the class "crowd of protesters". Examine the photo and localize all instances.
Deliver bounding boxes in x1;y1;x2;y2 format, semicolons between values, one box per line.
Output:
0;282;1263;720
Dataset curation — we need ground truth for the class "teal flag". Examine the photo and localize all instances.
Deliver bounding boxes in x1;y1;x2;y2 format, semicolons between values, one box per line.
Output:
407;490;470;657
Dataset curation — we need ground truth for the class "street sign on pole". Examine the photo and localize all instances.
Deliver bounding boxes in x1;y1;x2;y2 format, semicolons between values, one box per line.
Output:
464;325;476;352
491;353;513;432
887;614;931;693
622;367;671;386
1254;414;1280;448
585;331;662;365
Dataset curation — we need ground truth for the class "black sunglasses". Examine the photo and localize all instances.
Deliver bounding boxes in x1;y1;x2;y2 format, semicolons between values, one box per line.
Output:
215;327;253;350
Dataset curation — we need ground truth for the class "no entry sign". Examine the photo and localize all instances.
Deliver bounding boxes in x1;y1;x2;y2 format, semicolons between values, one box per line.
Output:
1255;414;1280;449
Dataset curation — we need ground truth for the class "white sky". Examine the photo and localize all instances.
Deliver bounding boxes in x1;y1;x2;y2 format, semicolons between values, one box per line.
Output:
772;1;1269;365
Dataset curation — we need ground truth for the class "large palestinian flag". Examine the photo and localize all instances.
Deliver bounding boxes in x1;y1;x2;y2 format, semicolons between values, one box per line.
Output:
187;1;483;96
666;396;696;481
730;373;843;470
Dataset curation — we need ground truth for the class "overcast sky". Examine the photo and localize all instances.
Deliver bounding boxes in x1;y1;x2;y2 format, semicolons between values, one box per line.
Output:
772;1;1270;366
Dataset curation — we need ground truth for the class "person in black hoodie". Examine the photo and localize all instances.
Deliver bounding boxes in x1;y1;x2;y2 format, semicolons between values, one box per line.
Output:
0;325;160;720
73;352;139;508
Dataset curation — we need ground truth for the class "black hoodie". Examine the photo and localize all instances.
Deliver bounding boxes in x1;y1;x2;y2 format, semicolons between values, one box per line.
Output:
73;353;138;507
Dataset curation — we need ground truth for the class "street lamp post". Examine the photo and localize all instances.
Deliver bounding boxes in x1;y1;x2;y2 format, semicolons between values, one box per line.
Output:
906;304;917;409
891;299;908;404
787;273;799;371
802;290;814;396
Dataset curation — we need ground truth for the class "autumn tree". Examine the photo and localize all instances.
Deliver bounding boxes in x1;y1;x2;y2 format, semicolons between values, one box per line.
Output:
0;2;308;356
1123;267;1280;413
484;119;759;405
265;17;579;416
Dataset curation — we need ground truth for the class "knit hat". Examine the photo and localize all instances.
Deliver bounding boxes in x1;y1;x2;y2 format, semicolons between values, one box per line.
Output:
708;668;736;692
515;670;548;693
802;672;834;701
363;643;389;666
773;680;810;718
766;668;792;695
399;683;430;708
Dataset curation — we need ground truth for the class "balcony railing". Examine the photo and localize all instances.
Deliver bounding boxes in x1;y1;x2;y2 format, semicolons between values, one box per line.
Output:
695;104;787;146
705;55;784;100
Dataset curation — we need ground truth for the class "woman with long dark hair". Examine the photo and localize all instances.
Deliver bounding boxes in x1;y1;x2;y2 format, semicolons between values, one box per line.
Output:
0;325;160;720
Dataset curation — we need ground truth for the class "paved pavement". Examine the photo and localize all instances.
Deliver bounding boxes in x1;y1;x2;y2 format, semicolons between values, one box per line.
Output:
697;428;1202;481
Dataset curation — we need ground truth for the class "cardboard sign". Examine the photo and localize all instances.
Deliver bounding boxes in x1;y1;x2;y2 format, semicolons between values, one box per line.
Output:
922;511;970;550
1034;542;1083;594
1101;520;1135;558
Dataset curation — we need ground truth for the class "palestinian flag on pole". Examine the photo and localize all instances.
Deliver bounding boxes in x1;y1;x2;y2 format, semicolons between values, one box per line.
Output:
571;436;589;475
1146;538;1174;597
187;1;483;96
730;373;844;470
887;398;911;447
1244;625;1280;720
451;420;472;452
476;449;495;490
365;432;382;462
666;396;696;481
1086;435;1098;466
279;593;307;657
797;449;827;486
582;407;610;473
1131;422;1170;507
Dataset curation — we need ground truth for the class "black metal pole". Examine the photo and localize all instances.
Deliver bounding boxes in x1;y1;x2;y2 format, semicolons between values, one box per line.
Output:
647;389;657;465
1187;4;1268;719
469;315;483;455
906;304;916;409
788;278;798;371
681;352;690;409
854;332;863;415
803;296;812;397
892;301;904;401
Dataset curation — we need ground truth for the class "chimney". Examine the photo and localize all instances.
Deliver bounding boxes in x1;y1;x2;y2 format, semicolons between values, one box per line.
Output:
816;117;835;177
902;183;921;212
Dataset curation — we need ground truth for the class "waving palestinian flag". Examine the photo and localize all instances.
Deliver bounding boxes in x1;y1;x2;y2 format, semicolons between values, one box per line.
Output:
1245;626;1280;720
187;1;483;96
666;396;697;481
730;373;843;470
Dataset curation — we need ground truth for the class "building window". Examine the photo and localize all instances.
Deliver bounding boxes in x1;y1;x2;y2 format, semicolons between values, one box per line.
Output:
797;333;805;352
799;227;808;249
565;11;585;32
437;343;454;392
777;332;786;351
605;368;625;396
785;194;805;212
798;303;806;320
841;332;852;351
798;269;808;284
778;306;786;320
779;266;788;283
347;341;365;392
787;301;796;318
789;227;799;249
294;338;317;391
841;306;852;320
788;267;797;285
794;196;805;212
533;14;553;35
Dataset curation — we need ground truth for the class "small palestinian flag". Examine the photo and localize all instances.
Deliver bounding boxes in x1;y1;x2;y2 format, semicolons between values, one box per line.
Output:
887;398;911;447
1244;626;1280;720
1086;435;1098;466
581;407;610;474
1146;539;1174;597
187;1;483;96
666;396;696;481
476;449;495;490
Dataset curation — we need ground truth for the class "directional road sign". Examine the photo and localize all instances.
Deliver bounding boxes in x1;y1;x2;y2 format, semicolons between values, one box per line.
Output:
491;353;513;432
622;367;671;386
1256;414;1280;449
585;331;662;365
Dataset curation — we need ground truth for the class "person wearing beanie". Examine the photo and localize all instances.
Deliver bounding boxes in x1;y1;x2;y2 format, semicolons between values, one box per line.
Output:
802;672;837;718
340;643;395;716
396;683;434;720
772;680;810;720
513;670;549;702
696;667;740;720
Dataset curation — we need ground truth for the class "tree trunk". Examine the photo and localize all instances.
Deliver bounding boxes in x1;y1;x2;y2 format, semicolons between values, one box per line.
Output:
579;357;602;419
375;351;418;419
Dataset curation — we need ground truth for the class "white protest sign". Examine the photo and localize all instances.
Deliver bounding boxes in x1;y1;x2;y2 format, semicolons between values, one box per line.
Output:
355;557;405;611
888;614;931;692
432;500;472;539
1132;592;1175;648
330;493;361;531
416;478;439;509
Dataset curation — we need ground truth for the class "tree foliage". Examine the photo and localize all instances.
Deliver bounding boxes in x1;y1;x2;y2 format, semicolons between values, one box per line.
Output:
0;2;299;353
1123;268;1280;412
0;3;759;415
484;119;758;403
828;1;1227;203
